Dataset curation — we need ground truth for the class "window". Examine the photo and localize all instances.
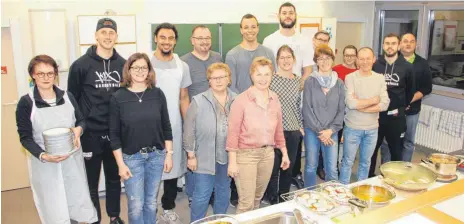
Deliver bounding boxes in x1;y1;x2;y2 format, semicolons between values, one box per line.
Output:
378;10;419;55
428;10;464;90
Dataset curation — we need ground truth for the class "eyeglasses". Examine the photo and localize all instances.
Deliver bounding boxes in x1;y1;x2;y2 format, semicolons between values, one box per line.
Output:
317;57;332;62
315;38;329;43
210;76;228;81
192;36;212;42
35;72;56;78
130;66;149;72
344;55;357;59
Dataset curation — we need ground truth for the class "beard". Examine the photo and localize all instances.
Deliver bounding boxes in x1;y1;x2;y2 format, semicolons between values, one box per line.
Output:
161;49;172;56
384;49;397;57
280;18;296;29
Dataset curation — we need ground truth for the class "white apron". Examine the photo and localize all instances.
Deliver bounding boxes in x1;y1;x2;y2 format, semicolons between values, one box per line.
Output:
154;54;187;180
27;87;97;224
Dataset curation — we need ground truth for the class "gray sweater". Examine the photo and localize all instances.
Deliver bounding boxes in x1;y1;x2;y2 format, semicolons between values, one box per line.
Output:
183;88;237;175
302;76;345;133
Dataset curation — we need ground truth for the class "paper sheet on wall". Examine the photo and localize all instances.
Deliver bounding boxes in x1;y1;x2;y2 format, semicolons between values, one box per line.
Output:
301;26;319;41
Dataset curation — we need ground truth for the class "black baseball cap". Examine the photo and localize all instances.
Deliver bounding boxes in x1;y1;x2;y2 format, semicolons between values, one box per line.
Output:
96;18;117;32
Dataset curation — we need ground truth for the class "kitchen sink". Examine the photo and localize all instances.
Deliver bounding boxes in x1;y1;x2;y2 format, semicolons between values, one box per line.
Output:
245;211;299;224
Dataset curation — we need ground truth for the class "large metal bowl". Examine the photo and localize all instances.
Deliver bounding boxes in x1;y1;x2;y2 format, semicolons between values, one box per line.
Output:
380;161;437;191
350;184;396;207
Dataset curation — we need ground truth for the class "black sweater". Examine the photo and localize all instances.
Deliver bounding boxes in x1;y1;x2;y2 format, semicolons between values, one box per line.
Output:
16;86;85;159
109;87;173;155
67;45;126;136
373;55;415;121
405;53;433;115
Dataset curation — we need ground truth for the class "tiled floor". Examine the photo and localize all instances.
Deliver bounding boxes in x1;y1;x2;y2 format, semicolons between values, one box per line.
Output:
1;146;454;224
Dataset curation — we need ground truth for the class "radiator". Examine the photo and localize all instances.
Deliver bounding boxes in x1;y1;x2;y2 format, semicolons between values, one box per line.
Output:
415;105;464;153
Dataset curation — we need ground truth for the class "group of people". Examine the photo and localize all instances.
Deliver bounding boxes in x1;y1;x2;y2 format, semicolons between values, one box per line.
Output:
15;2;433;224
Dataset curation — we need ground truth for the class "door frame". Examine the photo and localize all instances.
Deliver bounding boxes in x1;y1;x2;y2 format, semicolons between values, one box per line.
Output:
2;18;28;99
373;4;425;57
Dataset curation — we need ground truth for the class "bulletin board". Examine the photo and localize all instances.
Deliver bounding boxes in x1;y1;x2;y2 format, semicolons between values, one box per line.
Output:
29;9;70;71
77;15;137;60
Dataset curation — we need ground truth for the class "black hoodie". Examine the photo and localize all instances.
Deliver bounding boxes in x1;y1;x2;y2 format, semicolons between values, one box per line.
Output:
67;45;126;136
372;55;415;122
402;53;433;115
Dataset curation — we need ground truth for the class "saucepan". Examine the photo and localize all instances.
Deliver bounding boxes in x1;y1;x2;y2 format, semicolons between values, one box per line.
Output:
380;161;437;191
421;153;464;176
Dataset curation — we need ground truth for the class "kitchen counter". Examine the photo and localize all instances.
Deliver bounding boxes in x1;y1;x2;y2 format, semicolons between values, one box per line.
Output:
234;172;464;224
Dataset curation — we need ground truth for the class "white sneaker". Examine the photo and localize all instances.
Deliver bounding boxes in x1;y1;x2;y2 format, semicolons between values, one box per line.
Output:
160;210;181;224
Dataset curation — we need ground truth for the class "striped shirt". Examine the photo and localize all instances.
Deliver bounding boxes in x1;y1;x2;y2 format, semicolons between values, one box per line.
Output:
269;74;303;131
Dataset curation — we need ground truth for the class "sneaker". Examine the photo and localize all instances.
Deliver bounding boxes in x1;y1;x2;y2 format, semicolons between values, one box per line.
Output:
261;197;270;205
292;175;304;189
160;210;181;224
229;199;238;207
109;217;125;224
177;187;183;193
188;198;192;207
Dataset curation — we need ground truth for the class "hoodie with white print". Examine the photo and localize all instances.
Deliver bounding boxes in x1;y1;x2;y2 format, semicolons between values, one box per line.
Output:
372;55;415;122
68;45;126;136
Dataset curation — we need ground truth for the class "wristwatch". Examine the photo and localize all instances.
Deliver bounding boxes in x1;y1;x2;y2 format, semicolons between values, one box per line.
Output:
166;150;174;155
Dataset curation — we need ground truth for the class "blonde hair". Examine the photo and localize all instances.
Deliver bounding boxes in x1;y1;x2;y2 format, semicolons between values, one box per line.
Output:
249;56;274;75
207;63;231;80
121;53;156;88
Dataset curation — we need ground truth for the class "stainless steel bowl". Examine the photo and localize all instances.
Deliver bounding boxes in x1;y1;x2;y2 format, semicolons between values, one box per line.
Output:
425;153;463;176
380;161;437;191
350;184;396;207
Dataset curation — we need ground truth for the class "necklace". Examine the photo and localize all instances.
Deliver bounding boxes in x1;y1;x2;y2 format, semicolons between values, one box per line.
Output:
133;90;146;103
213;93;229;115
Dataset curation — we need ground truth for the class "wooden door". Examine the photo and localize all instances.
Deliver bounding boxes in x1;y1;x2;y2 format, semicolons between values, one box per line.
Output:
1;27;30;191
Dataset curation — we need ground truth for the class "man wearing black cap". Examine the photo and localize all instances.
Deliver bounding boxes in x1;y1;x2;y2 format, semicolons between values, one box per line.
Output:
68;18;126;224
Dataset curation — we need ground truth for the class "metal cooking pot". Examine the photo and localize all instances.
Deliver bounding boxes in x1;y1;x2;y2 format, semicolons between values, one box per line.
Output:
422;153;463;176
380;161;437;191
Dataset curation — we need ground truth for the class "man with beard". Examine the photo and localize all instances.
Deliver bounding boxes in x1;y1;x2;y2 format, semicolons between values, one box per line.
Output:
181;25;223;207
263;2;313;79
226;14;275;94
225;13;275;207
151;23;192;224
369;33;415;177
68;18;125;224
263;1;314;190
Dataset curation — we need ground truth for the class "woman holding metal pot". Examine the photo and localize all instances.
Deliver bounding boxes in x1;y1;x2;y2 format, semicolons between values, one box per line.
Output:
16;55;97;223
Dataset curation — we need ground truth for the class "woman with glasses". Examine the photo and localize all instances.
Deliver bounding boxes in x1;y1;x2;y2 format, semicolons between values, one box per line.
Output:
183;63;236;222
333;45;358;82
16;55;97;223
109;53;173;224
264;45;303;204
302;45;345;187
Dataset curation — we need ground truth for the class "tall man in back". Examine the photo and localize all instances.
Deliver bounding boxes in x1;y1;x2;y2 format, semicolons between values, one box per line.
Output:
225;13;275;207
151;23;192;224
67;18;126;224
369;33;415;177
181;25;223;206
263;2;314;189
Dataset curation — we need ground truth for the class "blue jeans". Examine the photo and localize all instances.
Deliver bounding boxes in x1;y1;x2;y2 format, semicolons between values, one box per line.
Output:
304;128;338;188
403;113;419;162
190;163;231;222
186;171;194;199
123;150;166;224
339;126;378;184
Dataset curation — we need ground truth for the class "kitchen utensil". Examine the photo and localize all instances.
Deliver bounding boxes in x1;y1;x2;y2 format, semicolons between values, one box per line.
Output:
380;161;437;191
422;153;462;176
42;127;76;156
190;214;239;224
350;184;396;207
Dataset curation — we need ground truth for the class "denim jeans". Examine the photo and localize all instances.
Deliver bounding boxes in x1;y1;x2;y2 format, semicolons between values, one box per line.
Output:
185;171;194;199
403;113;419;162
123;150;166;224
190;163;231;222
339;126;378;184
304;128;338;188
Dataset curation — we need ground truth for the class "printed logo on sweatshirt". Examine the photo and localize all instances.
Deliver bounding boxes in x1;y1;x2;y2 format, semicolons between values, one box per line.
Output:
384;73;400;87
94;70;121;89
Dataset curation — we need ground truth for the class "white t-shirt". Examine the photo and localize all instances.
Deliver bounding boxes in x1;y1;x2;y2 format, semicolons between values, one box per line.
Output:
263;30;314;77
